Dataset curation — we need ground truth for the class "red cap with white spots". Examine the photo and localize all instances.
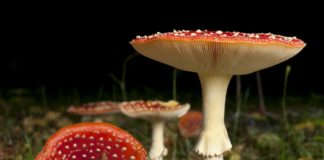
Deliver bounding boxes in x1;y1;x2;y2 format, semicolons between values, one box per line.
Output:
35;122;147;160
67;101;120;116
131;29;306;75
120;100;190;121
178;111;203;138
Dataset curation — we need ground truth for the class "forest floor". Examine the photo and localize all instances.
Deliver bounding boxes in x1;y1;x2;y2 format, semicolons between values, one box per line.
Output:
0;88;323;160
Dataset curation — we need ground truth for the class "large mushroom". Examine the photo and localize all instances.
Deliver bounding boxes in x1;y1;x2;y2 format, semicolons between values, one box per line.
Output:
130;30;306;159
35;122;147;160
120;100;190;160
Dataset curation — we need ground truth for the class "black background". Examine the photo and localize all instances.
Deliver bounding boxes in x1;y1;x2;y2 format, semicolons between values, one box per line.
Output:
2;3;323;97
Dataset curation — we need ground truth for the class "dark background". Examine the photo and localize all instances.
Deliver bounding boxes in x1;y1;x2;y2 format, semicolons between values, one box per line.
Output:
2;4;323;98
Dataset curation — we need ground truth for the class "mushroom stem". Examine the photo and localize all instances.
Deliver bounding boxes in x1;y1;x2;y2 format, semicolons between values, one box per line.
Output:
150;120;167;160
195;73;232;157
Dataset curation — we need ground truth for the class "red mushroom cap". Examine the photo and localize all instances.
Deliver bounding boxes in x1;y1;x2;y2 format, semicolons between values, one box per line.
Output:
120;100;190;121
35;122;147;160
67;101;120;116
132;30;305;47
131;29;306;75
178;111;203;138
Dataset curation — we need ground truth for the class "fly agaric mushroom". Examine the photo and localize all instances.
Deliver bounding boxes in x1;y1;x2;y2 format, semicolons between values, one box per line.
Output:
178;111;203;138
130;30;306;159
35;122;147;160
120;100;190;160
67;101;120;122
67;101;120;116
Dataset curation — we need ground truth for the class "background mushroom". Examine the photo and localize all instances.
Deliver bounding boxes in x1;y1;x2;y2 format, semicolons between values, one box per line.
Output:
67;101;120;122
35;122;147;160
120;100;190;160
178;111;203;138
130;30;306;159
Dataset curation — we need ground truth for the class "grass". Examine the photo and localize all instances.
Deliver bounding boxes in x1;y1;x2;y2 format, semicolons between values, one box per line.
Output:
0;87;323;160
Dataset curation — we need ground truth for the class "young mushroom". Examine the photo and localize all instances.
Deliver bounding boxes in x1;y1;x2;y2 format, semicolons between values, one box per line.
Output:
178;111;203;138
120;100;190;160
35;122;147;160
130;30;306;159
67;101;120;122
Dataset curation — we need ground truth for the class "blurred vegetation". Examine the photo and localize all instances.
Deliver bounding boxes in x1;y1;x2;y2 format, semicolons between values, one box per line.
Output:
0;86;323;160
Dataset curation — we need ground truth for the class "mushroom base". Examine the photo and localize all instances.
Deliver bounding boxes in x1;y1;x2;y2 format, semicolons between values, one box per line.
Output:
194;125;232;157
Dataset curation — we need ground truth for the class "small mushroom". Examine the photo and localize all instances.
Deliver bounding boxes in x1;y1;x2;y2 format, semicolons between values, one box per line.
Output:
35;122;147;160
67;101;120;122
178;111;203;138
131;30;306;159
120;100;190;160
67;101;120;116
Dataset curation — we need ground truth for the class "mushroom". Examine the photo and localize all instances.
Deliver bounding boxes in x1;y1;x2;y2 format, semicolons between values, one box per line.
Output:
35;122;147;160
130;30;306;159
178;111;203;138
120;100;190;160
67;101;120;122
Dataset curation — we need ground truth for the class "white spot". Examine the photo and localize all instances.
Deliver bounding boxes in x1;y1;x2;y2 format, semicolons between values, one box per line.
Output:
216;30;223;34
255;34;260;38
115;144;120;148
196;29;202;33
99;137;104;141
113;154;118;158
96;148;101;152
269;35;276;39
72;155;76;159
122;147;127;152
190;33;197;36
82;144;87;148
107;146;112;150
89;136;94;140
65;145;69;149
90;143;94;146
58;150;62;155
130;156;136;160
75;134;80;138
73;144;77;148
90;156;95;159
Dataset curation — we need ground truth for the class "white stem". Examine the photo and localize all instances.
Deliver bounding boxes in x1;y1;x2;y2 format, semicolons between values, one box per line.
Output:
194;73;232;157
204;156;224;160
150;121;167;160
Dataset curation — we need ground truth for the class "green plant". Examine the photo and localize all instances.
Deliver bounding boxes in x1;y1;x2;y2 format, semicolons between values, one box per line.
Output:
110;53;138;101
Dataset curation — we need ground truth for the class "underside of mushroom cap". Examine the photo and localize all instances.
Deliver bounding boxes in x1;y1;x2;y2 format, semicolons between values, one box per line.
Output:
131;30;306;75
